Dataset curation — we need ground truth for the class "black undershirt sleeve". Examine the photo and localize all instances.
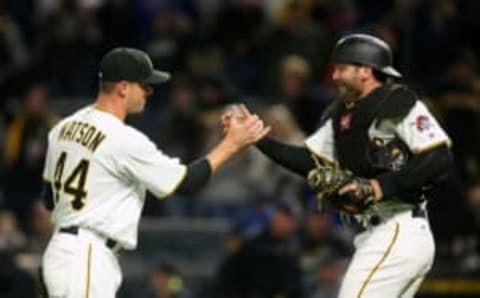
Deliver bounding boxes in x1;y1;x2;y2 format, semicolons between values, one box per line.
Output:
376;145;453;202
255;136;317;177
176;158;212;195
41;181;55;211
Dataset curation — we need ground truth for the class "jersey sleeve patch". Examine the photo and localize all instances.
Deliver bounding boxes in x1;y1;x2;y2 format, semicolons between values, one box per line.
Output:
396;101;451;153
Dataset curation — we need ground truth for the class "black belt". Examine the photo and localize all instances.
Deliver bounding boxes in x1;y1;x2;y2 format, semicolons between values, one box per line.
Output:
59;226;120;251
366;207;427;227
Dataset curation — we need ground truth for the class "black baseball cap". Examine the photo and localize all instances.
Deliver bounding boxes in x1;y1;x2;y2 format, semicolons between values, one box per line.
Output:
99;47;171;85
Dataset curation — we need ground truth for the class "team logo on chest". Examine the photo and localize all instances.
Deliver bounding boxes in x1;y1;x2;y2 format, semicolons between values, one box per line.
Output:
340;113;353;131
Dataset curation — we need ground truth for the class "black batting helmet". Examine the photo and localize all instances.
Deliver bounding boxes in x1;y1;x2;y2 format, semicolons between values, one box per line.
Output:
332;34;402;78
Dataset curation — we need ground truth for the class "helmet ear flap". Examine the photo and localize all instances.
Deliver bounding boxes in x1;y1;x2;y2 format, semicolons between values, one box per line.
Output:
332;34;402;79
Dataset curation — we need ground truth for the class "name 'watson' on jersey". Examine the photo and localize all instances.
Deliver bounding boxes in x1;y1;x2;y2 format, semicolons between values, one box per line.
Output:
57;120;107;153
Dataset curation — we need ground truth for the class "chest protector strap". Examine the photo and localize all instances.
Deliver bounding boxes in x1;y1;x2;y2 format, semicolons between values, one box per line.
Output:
331;83;416;178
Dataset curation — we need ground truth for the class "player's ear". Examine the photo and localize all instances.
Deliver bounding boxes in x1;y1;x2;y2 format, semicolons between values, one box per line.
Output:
117;81;129;98
359;66;373;80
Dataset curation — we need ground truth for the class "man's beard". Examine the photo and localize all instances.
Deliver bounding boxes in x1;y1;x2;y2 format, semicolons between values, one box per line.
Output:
335;83;361;102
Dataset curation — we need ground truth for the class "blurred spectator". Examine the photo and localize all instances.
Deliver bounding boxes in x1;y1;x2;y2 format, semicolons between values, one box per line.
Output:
195;146;256;218
307;257;346;298
145;7;194;73
97;0;138;49
187;45;225;80
0;210;26;251
459;183;480;276
0;102;6;201
279;55;325;134
300;213;352;261
261;104;304;143
259;0;333;95
145;76;205;217
3;84;58;224
190;81;253;217
217;203;301;298
26;199;53;254
245;105;306;215
0;210;39;291
434;76;480;182
457;0;480;55
156;76;204;162
193;0;222;28
300;213;352;298
215;1;265;94
215;0;265;50
142;262;191;298
467;182;480;232
0;2;31;97
442;48;479;90
197;76;236;111
384;0;459;89
0;250;36;298
422;50;480;245
37;0;102;96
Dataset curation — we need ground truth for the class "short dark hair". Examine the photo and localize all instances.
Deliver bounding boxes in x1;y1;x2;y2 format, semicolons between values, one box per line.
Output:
99;80;117;94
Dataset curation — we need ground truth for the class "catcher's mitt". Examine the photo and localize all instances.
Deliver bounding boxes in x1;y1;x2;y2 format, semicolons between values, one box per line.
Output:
334;177;376;214
307;165;375;214
307;165;353;200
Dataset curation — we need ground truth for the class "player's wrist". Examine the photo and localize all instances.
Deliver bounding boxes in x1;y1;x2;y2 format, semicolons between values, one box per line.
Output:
222;135;244;154
369;179;383;201
206;137;241;173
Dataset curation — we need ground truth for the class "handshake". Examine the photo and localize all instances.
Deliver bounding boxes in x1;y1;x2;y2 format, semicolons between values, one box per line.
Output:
205;104;270;174
219;104;381;214
220;104;270;149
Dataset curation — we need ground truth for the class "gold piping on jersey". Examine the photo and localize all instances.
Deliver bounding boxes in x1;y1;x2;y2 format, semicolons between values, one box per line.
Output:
357;222;400;297
85;243;92;298
58;121;106;153
413;140;451;154
158;166;188;200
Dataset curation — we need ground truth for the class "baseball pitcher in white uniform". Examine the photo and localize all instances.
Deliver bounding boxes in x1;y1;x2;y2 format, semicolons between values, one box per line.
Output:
224;34;453;297
40;47;270;298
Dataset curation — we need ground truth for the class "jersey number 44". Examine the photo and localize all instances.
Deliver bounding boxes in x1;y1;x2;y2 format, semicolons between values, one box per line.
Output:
53;151;90;210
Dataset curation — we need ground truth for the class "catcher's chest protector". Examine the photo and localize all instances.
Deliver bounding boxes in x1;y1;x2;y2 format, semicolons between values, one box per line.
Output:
332;84;414;178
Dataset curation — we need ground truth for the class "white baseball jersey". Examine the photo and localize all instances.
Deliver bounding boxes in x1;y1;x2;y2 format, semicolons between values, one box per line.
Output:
305;100;451;164
42;105;186;249
304;94;450;297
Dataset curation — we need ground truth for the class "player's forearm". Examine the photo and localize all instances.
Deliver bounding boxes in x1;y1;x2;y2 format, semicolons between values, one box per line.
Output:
376;145;453;201
256;136;316;177
206;138;242;174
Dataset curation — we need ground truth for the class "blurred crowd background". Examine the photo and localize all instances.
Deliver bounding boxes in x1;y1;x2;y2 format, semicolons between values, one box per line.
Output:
0;0;480;297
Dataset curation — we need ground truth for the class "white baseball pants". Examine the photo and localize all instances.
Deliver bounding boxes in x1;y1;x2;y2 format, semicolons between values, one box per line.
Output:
42;228;122;298
338;210;435;298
